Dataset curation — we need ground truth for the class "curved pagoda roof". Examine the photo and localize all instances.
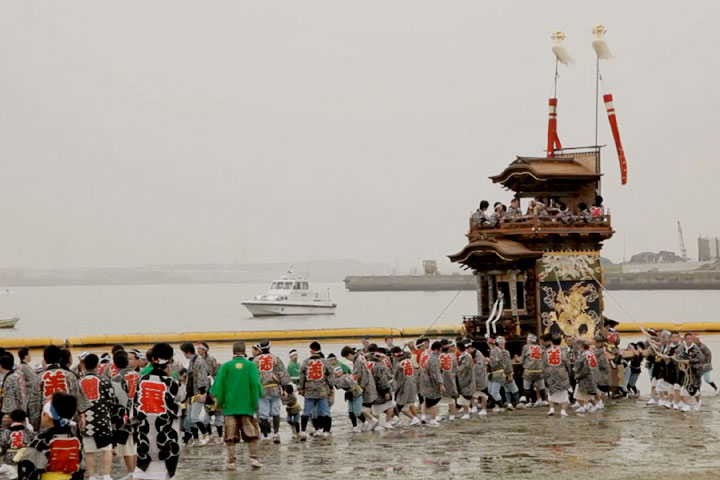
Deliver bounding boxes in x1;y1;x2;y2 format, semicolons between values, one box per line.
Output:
448;238;542;266
490;156;600;194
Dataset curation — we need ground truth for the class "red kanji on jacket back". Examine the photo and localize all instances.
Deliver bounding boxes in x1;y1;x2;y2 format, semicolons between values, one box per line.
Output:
257;354;274;372
306;359;324;380
529;345;542;360
41;370;68;399
125;372;139;399
47;437;82;474
138;381;167;415
547;346;562;367
80;376;100;401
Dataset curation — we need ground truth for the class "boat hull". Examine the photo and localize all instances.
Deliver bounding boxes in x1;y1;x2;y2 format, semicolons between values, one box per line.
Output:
241;302;336;317
0;317;19;329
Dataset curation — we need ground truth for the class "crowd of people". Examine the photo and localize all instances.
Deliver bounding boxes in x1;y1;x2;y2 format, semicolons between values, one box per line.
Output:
0;330;713;478
472;195;606;227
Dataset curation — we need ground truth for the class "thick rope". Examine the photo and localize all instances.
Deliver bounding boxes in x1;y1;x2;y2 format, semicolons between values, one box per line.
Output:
422;274;475;337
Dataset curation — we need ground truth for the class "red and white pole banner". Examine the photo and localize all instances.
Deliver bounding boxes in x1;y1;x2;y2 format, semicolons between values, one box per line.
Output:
603;93;628;185
546;98;562;157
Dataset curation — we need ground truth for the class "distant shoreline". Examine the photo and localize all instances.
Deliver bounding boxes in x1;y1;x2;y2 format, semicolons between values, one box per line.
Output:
344;272;720;292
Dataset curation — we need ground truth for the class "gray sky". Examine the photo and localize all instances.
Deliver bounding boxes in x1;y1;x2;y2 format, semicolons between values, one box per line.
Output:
0;1;718;268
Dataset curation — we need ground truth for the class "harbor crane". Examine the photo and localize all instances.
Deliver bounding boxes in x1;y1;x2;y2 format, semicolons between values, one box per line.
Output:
677;221;689;261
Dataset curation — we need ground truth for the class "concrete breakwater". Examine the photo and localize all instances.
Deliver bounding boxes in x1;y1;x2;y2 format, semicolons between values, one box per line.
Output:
344;271;720;291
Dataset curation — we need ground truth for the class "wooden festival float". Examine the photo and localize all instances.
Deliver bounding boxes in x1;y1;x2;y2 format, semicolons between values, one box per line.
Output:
450;27;628;356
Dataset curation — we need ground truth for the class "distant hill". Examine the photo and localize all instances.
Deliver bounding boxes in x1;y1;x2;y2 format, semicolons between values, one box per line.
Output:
629;251;684;264
0;260;392;286
600;257;614;266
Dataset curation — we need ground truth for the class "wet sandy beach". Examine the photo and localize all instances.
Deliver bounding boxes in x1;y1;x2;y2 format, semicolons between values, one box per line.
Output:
71;337;720;479
113;393;720;480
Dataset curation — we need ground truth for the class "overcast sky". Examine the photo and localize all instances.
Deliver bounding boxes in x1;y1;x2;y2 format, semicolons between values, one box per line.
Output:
0;1;718;269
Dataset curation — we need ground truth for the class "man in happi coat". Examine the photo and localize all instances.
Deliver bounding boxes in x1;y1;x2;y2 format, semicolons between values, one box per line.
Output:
111;350;141;480
132;343;186;480
366;345;394;429
520;334;547;406
297;342;334;439
469;342;489;415
674;333;706;412
79;354;116;480
18;393;85;480
593;335;611;409
456;339;476;419
417;341;445;427
543;336;571;416
390;347;420;425
341;346;377;431
180;343;210;446
252;340;290;443
0;354;26;416
573;340;598;413
27;346;91;431
438;341;459;420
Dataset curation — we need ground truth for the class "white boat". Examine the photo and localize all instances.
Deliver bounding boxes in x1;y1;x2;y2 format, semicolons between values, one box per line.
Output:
0;317;19;329
242;277;336;317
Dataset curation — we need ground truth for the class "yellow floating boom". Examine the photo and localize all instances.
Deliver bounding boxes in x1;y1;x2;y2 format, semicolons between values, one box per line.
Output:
2;323;717;349
615;322;720;333
0;337;65;348
63;325;463;347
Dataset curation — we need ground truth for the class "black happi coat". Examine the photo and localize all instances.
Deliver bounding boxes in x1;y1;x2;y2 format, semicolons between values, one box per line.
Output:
79;371;116;449
132;367;186;478
17;425;85;480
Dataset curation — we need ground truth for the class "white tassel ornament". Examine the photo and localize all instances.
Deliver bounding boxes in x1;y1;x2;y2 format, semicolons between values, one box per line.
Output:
551;30;574;65
591;24;613;60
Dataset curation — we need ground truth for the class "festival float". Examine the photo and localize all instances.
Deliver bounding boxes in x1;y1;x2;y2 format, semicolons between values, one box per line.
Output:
450;27;628;355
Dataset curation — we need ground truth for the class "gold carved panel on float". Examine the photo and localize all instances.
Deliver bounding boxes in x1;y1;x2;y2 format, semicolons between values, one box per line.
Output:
538;251;603;340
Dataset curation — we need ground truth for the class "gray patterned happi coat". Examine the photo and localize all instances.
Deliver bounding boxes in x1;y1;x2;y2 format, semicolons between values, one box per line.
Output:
1;371;25;414
0;422;34;465
542;345;570;394
417;351;443;400
594;347;611;387
438;352;458;398
521;344;544;382
367;355;393;404
392;356;418;406
298;355;334;399
334;373;363;398
698;343;712;374
472;350;489;392
501;350;514;377
27;365;92;430
352;355;377;404
253;353;291;398
18;363;37;396
186;355;209;397
203;354;220;378
456;352;476;397
574;350;598;395
674;343;706;392
488;346;506;383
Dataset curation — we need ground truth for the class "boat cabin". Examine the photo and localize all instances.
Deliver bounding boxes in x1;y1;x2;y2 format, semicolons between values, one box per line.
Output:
269;280;310;292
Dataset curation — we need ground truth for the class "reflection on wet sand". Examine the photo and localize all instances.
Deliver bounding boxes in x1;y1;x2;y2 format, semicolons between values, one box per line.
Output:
135;395;719;479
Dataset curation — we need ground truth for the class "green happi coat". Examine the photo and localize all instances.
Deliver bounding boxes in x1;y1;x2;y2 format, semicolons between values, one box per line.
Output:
210;356;263;416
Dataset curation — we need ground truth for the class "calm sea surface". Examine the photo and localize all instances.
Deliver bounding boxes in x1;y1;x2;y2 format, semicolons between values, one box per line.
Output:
0;282;718;337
